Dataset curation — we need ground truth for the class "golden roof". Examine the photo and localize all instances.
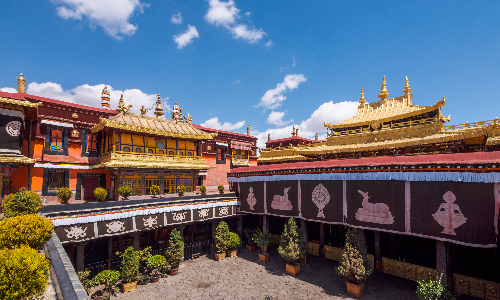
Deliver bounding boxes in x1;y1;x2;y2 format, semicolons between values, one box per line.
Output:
325;96;446;129
91;112;216;140
0;155;38;164
0;96;42;108
94;152;213;170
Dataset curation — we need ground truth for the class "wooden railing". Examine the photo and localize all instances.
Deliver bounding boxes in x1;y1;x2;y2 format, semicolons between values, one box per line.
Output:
444;118;499;131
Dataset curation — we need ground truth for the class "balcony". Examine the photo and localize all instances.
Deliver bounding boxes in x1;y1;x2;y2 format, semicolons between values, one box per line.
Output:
94;152;212;170
232;157;250;167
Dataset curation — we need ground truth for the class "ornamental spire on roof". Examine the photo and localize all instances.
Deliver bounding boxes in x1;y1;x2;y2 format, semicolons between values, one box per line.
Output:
17;73;26;93
359;88;366;105
116;94;132;113
154;94;164;118
403;76;412;104
101;85;110;109
378;76;389;102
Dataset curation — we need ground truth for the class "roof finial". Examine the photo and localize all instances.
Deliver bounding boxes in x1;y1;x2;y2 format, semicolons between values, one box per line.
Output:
116;94;132;113
315;133;318;141
378;76;389;102
154;94;164;118
247;124;251;135
140;105;147;116
268;133;271;141
359;88;366;105
16;73;27;93
403;76;412;104
101;85;110;109
291;125;296;137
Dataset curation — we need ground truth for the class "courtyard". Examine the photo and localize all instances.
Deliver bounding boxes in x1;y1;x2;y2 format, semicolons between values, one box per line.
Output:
108;246;421;300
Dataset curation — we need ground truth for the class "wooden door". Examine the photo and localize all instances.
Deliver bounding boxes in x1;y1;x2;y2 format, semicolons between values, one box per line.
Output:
82;177;100;200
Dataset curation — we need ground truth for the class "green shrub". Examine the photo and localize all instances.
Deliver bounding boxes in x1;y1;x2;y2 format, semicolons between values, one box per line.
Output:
119;246;140;283
218;185;224;192
146;255;166;277
2;190;42;218
278;217;305;264
416;274;455;300
176;185;186;194
165;229;184;269
150;185;160;195
56;187;72;203
93;187;107;202
228;232;241;250
0;214;54;249
200;185;207;193
336;227;373;284
118;186;133;198
77;270;95;296
252;229;272;254
0;245;49;300
93;270;120;299
215;221;230;253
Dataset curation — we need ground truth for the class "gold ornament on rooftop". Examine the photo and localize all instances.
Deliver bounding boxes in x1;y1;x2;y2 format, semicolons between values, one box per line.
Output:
154;94;164;118
378;76;389;102
359;88;366;105
403;76;411;97
116;94;132;114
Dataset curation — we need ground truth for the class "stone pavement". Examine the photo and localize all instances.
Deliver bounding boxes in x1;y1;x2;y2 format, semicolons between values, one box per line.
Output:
110;245;423;300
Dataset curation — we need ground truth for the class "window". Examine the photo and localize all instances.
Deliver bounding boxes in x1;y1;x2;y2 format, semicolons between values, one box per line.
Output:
44;126;68;155
163;178;176;194
135;148;142;153
145;178;159;194
48;170;64;191
232;149;248;160
86;133;98;153
216;145;226;164
123;147;130;152
179;178;193;192
51;129;64;150
123;178;141;195
148;149;154;154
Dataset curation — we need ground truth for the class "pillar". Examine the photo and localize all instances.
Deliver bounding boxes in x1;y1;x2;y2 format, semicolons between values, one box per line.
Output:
117;235;124;253
263;215;269;232
375;231;381;271
108;237;113;269
133;233;140;250
237;215;243;237
211;220;218;254
300;219;308;252
436;241;451;284
319;223;325;257
109;176;115;201
140;175;146;198
158;227;164;250
117;175;124;201
76;242;87;272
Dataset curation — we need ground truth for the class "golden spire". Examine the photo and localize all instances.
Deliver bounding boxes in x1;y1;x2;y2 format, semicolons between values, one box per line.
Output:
247;124;251;135
16;73;26;93
154;94;164;118
315;133;318;141
359;88;366;105
403;76;411;96
268;133;271;141
116;94;132;113
378;76;389;102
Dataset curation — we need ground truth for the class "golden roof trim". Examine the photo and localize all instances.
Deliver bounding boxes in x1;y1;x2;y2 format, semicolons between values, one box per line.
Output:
95;153;213;170
257;155;310;164
0;156;39;164
0;97;42;109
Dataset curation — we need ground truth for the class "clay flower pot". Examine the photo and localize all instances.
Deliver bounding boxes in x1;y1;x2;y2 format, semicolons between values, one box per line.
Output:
285;262;300;276
215;252;226;261
258;253;270;263
346;281;365;298
121;281;138;293
169;268;179;275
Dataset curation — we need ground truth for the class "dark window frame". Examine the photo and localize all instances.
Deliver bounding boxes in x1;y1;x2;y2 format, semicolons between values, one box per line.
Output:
216;145;226;164
44;125;69;156
81;129;100;157
42;169;69;196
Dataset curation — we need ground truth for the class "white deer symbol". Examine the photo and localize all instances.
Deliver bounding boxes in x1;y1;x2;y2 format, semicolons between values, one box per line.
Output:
355;190;394;224
271;187;293;210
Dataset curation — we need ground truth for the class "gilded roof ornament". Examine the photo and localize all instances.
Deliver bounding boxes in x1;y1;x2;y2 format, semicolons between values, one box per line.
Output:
16;73;26;93
359;88;366;105
140;105;147;116
154;94;164;118
403;76;411;97
172;102;182;121
378;76;389;102
183;113;192;125
101;85;110;109
116;94;132;113
291;125;296;137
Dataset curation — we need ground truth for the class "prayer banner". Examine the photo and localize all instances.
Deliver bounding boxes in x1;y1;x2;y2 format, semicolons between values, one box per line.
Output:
55;223;95;243
301;180;343;223
135;213;164;231
0;114;24;152
240;182;265;214
266;180;299;217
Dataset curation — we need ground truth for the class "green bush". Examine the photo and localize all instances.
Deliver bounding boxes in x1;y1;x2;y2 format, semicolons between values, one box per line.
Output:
56;187;72;203
93;270;120;299
165;229;184;269
150;185;160;195
252;229;272;253
2;190;42;218
0;214;54;250
118;186;133;198
0;245;49;300
77;270;95;296
218;185;224;193
93;187;107;202
176;185;186;194
119;246;140;283
336;227;373;284
200;185;207;193
228;232;241;250
416;274;455;300
146;255;166;277
215;221;230;253
278;217;303;264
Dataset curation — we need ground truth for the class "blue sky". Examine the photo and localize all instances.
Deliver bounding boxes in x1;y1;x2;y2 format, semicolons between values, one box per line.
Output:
1;1;499;147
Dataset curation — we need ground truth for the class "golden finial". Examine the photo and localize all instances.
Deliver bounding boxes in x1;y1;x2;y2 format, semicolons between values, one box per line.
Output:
291;125;296;137
140;105;147;116
16;73;27;93
247;124;251;135
403;76;411;96
359;88;366;105
268;133;271;141
116;94;132;113
378;76;389;102
154;94;164;118
315;133;318;141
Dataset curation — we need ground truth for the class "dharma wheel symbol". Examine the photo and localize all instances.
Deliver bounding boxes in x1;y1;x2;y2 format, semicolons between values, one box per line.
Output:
312;184;330;218
432;191;467;236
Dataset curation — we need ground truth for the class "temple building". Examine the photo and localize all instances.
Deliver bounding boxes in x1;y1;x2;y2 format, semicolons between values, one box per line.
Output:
230;77;500;299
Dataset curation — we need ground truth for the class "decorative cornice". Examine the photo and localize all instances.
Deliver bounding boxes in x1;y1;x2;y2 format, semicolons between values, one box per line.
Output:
0;97;42;108
0;156;39;164
94;152;213;170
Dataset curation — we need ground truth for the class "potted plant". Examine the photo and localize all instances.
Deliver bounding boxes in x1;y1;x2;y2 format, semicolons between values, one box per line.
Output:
244;228;256;252
177;185;186;197
56;187;72;204
77;270;95;297
118;186;133;201
165;228;184;275
94;187;107;202
416;274;455;300
200;185;207;195
214;221;229;261
93;270;120;300
253;229;272;263
278;217;303;276
146;255;166;282
150;185;160;198
226;232;241;257
336;227;373;298
118;246;140;293
218;184;224;194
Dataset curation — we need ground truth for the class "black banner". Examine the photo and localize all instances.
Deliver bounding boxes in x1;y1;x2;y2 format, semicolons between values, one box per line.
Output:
411;182;496;246
240;182;265;213
0;114;24;152
55;223;94;243
346;180;405;232
215;206;235;218
97;218;133;235
301;180;343;223
193;208;214;221
135;213;164;231
266;180;299;217
166;210;192;225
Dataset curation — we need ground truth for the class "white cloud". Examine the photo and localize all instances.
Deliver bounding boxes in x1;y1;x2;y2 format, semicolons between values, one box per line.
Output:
259;74;307;110
265;40;273;47
292;57;296;67
230;24;266;43
266;111;293;127
201;117;245;131
50;0;148;40
245;11;251;16
23;81;168;116
171;12;182;24
173;25;200;49
0;87;18;93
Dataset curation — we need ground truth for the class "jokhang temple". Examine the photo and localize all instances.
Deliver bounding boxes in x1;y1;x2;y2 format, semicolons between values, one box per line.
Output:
229;77;500;298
